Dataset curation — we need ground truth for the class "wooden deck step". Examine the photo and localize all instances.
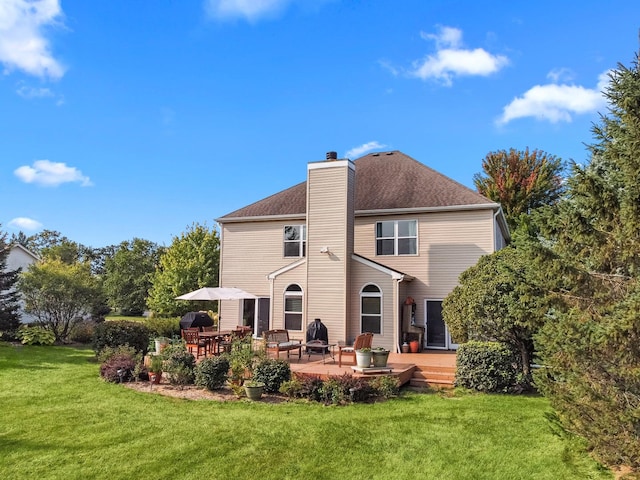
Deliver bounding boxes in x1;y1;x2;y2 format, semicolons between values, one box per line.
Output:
409;365;456;388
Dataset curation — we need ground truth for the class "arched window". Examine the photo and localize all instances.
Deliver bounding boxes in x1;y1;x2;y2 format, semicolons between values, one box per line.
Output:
284;284;303;331
361;284;382;334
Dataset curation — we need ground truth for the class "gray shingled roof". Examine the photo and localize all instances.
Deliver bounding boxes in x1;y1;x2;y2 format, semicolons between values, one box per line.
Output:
218;151;494;220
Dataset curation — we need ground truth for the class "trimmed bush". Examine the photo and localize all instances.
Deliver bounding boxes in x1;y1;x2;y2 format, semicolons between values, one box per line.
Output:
92;321;150;355
195;356;229;391
253;359;291;393
456;341;519;393
144;316;181;338
163;343;195;388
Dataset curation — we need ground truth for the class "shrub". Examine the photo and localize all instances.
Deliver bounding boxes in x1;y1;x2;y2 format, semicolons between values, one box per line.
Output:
279;378;304;398
456;341;519;393
322;375;374;404
16;326;56;345
253;359;291;393
144;316;181;338
97;345;138;364
195;356;229;391
100;351;137;383
163;343;195;388
369;375;400;399
92;321;150;355
69;320;96;344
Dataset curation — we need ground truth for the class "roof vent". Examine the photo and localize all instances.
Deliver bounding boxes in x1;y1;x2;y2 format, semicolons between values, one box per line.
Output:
326;151;338;160
386;151;394;155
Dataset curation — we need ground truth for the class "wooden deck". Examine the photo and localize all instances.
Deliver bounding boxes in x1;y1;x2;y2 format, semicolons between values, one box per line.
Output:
271;349;457;387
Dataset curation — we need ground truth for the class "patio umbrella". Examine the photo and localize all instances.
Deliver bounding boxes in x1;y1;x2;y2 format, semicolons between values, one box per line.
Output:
175;287;257;301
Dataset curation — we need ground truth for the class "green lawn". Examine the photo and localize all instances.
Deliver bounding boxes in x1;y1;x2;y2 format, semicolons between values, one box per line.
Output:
0;344;610;480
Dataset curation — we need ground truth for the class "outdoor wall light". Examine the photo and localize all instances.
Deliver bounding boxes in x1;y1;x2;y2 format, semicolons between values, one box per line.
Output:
320;246;330;254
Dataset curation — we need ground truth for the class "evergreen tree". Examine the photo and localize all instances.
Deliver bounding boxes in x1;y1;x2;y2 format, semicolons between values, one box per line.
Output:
534;55;640;470
0;228;22;338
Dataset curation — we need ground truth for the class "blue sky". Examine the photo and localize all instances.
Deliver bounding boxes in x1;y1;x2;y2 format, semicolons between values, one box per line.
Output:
1;0;639;248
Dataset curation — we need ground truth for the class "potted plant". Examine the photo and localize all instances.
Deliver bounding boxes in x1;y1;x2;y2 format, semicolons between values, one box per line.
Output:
243;380;265;401
371;347;390;367
148;354;164;384
154;337;170;355
355;347;372;368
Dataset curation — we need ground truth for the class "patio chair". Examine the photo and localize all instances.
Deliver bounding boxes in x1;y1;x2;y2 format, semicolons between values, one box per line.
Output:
182;328;207;359
337;332;374;367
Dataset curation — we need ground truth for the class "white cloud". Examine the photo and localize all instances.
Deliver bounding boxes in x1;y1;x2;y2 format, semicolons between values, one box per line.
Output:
497;70;610;125
410;26;508;86
16;84;52;98
14;160;92;187
0;0;65;79
204;0;292;22
345;141;386;159
8;217;43;231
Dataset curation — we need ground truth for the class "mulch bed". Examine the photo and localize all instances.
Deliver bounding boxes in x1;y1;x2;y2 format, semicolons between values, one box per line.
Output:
123;380;288;403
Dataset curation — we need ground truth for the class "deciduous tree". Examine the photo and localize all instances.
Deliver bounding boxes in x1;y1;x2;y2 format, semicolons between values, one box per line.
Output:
474;148;565;229
103;238;163;315
442;244;548;384
19;258;103;343
147;223;219;317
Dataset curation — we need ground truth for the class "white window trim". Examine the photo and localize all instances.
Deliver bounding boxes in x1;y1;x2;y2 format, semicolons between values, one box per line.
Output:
284;284;304;331
360;283;383;335
375;220;418;256
283;225;306;258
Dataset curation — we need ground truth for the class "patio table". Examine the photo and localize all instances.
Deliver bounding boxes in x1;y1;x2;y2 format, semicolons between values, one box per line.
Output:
302;341;336;364
199;330;232;355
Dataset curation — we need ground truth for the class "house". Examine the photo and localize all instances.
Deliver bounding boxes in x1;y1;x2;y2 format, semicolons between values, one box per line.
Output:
216;151;509;352
4;243;40;324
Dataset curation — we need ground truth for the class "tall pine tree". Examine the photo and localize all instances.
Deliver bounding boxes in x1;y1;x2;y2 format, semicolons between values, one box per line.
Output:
0;228;23;338
534;55;640;470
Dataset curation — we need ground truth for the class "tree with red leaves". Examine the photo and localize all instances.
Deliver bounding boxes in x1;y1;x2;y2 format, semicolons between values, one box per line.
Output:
473;148;565;229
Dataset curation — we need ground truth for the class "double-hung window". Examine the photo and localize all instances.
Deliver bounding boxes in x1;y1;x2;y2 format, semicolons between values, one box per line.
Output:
284;225;306;257
376;220;417;255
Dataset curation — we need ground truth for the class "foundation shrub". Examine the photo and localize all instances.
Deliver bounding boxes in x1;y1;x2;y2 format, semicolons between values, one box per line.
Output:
195;356;229;391
163;343;195;388
252;359;291;393
456;340;519;393
369;375;400;398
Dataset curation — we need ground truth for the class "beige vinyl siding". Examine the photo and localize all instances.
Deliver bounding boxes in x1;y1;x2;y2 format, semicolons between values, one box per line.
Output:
305;163;354;343
219;219;304;330
350;262;396;351
354;208;495;330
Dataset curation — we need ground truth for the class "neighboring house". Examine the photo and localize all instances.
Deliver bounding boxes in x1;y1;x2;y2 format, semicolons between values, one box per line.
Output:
216;151;509;352
5;243;40;324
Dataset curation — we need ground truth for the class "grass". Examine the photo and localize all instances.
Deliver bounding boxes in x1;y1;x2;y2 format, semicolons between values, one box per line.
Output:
0;344;611;480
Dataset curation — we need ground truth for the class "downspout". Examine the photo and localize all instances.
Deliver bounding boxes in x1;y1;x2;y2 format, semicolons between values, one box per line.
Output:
394;275;407;353
493;206;504;251
267;274;275;332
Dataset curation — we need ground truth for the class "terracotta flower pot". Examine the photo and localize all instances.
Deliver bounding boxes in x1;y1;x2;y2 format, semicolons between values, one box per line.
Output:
409;340;419;353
